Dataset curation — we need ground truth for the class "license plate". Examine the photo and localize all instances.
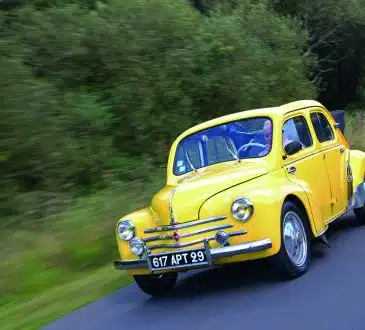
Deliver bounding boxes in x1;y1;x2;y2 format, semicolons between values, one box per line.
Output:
148;248;209;271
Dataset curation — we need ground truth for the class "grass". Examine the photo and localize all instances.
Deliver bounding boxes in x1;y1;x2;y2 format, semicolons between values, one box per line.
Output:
1;265;130;330
1;172;165;330
345;111;365;150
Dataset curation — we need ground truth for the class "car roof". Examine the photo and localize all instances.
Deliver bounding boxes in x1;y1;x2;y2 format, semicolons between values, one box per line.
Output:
175;100;324;142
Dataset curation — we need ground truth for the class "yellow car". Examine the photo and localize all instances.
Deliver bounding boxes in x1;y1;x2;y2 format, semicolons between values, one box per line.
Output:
114;100;365;296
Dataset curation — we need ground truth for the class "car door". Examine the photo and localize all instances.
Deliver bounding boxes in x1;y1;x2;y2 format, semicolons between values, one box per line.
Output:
282;112;333;231
309;109;348;219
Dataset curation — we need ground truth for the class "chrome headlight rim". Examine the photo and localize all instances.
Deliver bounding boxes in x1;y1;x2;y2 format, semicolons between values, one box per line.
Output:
117;220;135;241
129;238;145;257
231;197;254;222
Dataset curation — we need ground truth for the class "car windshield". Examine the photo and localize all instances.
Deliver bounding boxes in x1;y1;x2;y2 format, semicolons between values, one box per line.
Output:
173;116;273;175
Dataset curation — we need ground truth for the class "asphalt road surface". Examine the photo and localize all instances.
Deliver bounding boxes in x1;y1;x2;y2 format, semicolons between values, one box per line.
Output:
43;211;365;330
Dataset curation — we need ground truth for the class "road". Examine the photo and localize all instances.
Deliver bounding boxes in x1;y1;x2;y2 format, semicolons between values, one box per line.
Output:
43;211;365;330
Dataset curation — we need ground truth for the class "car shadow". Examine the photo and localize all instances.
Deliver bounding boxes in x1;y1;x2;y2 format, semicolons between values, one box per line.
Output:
145;211;359;301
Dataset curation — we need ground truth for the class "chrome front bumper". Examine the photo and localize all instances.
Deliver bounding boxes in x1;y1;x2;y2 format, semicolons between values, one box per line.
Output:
113;238;272;272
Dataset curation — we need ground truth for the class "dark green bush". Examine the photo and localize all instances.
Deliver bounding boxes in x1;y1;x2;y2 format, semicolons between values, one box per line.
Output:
4;0;362;221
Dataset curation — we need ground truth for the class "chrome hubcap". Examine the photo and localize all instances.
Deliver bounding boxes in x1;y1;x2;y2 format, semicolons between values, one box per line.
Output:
283;211;307;267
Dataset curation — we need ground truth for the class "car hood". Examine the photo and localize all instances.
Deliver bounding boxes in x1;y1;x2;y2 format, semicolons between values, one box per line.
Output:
150;162;268;225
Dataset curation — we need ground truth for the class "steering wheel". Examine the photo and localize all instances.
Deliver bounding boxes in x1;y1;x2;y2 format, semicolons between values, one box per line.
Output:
237;141;267;156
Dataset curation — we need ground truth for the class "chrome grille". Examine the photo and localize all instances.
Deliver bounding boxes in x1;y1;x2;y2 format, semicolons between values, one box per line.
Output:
143;215;247;251
144;224;233;242
144;216;227;233
147;230;246;251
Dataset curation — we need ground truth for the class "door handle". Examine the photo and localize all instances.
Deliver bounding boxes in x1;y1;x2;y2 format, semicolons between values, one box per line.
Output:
288;166;296;174
340;147;345;154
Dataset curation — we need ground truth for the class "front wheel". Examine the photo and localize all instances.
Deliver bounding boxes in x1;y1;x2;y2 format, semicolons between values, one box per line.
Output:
133;272;178;297
272;201;311;279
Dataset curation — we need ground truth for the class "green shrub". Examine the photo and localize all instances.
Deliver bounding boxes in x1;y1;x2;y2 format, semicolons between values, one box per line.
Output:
1;1;317;214
0;0;364;328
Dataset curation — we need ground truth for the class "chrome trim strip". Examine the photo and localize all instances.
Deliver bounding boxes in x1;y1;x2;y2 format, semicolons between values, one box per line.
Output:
143;224;233;242
210;238;272;258
113;238;272;271
147;229;247;250
168;188;177;225
144;216;227;233
216;230;246;238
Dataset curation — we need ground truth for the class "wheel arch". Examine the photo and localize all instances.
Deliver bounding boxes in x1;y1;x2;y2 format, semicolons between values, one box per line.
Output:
283;194;316;239
349;150;365;187
349;150;365;209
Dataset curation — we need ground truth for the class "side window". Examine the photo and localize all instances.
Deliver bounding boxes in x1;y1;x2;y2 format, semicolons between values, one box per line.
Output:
206;136;236;165
282;116;313;150
310;112;334;142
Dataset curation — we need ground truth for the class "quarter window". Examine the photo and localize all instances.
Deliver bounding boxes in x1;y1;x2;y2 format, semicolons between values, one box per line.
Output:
282;116;313;150
310;112;334;142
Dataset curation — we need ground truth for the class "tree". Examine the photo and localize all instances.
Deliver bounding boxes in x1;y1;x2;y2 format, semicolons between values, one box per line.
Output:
270;0;365;108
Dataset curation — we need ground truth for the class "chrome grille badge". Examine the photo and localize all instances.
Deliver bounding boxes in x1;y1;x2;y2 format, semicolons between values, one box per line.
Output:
169;188;177;225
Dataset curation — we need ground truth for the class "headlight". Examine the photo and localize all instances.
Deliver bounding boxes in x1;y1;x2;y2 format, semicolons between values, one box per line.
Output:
129;238;145;256
117;220;135;241
231;197;254;222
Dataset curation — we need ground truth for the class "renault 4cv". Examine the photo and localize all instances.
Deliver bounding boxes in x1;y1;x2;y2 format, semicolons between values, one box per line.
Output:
113;100;365;296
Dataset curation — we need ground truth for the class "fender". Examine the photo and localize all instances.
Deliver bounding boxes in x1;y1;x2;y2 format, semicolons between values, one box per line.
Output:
349;149;365;209
199;169;319;257
116;207;156;262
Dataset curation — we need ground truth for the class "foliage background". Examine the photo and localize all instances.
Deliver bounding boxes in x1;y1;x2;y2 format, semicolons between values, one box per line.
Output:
1;0;365;329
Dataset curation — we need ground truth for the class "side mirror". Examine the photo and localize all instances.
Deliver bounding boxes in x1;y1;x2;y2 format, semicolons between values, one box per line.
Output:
284;140;302;156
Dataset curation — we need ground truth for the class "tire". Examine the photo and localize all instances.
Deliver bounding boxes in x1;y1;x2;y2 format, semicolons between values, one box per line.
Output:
272;201;311;279
353;175;365;225
354;205;365;224
133;272;178;297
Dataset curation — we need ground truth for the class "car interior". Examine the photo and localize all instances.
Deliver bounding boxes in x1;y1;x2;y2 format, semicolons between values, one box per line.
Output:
174;120;270;175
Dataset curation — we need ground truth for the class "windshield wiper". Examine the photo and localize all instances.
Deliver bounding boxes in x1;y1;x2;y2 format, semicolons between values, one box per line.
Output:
184;149;197;172
224;138;240;163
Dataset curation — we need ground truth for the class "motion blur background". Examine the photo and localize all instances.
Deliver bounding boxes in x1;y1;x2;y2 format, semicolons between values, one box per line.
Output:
1;0;365;329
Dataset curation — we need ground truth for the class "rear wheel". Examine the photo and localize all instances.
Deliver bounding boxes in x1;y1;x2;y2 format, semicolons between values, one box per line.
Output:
273;201;311;279
133;272;178;297
354;175;365;225
354;204;365;224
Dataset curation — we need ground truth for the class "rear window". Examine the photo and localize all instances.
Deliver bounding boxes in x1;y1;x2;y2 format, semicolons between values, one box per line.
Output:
310;112;334;142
